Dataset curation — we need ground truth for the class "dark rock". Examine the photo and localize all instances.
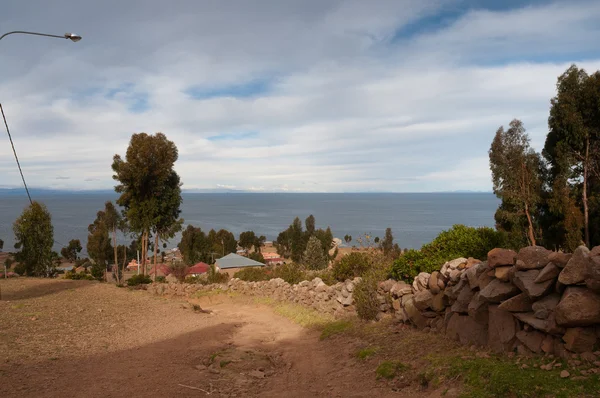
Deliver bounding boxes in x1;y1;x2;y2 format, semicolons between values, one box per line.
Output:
445;279;467;301
378;279;395;293
466;262;488;289
451;286;475;314
447;314;488;346
513;270;554;299
429;271;441;295
477;272;494;290
535;263;561;283
532;293;561;318
390;281;413;298
431;292;447;312
549;252;572;268
555;287;600;327
467;292;489;324
586;256;600;294
541;334;555;354
590;246;600;257
494;266;512;282
513;312;565;335
563;328;598;353
516;330;545;353
422;311;438;318
466;257;482;269
404;297;428;329
516;246;551;270
498;293;534;312
487;248;517;268
480;279;520;303
559;246;590;286
488;305;520;353
413;290;434;311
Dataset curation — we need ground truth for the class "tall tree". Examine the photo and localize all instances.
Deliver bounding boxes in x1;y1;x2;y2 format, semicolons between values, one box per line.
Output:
305;215;315;235
289;217;304;262
13;201;55;276
238;231;257;253
61;239;82;262
380;228;396;256
87;206;113;280
490;119;543;246
102;202;122;283
303;235;328;270
112;132;181;275
545;66;600;247
178;225;211;265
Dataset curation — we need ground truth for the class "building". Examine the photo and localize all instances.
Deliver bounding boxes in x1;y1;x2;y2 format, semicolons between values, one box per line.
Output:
187;262;210;276
215;253;265;276
262;251;284;266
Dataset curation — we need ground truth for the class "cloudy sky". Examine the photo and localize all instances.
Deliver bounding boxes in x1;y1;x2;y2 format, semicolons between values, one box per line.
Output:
1;0;599;192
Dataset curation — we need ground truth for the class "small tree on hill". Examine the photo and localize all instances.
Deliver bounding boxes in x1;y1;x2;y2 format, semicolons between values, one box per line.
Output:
13;201;55;276
61;239;82;262
303;235;328;270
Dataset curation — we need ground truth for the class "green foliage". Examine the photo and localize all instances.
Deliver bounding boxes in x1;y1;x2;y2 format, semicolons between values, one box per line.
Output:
356;346;379;360
64;271;95;280
375;361;408;380
87;203;115;268
155;276;166;283
178;225;212;265
270;263;306;285
13;262;26;276
319;320;353;340
332;252;371;281
276;215;334;263
302;235;328;270
208;229;237;256
12;201;55;277
206;264;229;284
90;263;105;281
238;231;265;253
380;228;400;257
61;239;82;262
353;273;380;321
343;235;352;244
248;251;265;263
233;267;270;282
390;249;424;282
0;238;3;251
167;262;189;282
127;274;152;286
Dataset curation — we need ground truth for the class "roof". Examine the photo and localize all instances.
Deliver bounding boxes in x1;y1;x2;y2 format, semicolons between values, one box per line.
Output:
148;264;169;276
216;253;265;269
187;262;210;275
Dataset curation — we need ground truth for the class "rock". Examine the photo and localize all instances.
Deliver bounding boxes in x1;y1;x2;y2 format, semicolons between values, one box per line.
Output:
513;312;565;335
390;281;412;298
535;263;561;283
487;248;517;268
516;330;545;353
541;335;555;354
429;271;441;295
591;246;600;257
549;252;572;268
249;370;265;379
392;299;401;311
498;293;534;313
532;293;561;319
488;305;520;353
516;246;551;270
449;269;462;283
447;257;468;270
414;290;434;311
580;351;597;362
446;314;488;346
480;279;520;303
445;279;467;300
494;266;512;282
477;272;495;290
563;328;598;353
465;264;481;289
431;292;447;312
401;293;414;307
404;297;428;329
166;274;178;283
451;285;475;314
466;257;481;269
559;246;590;285
586;256;600;294
437;278;446;291
513;270;554;299
560;370;570;378
468;292;489;324
336;292;353;306
555;287;600;327
413;272;430;292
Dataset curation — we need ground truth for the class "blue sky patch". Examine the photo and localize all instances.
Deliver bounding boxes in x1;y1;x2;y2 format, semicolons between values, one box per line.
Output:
185;78;271;100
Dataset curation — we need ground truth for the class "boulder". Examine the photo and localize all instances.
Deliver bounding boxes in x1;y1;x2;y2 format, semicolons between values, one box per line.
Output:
447;314;488;346
513;312;565;335
555;287;600;327
437;278;446;291
512;270;554;299
413;272;430;292
541;334;555;354
477;272;495;290
413;290;434;311
446;257;468;270
488;305;520;353
487;248;517;268
336;292;353;306
516;246;551;270
428;271;441;295
548;252;572;268
465;265;480;289
590;246;600;257
563;328;598;353
431;292;448;312
451;285;475;314
498;293;534;313
166;274;178;283
445;278;467;301
480;279;520;303
559;246;590;286
466;257;482;268
449;269;462;283
467;292;489;324
586;256;600;294
494;266;512;282
404;297;428;329
532;293;561;320
401;293;414;307
390;281;413;298
535;263;561;283
516;330;545;353
378;279;394;293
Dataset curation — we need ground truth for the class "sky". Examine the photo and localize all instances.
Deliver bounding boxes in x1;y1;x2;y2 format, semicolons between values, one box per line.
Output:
1;0;600;193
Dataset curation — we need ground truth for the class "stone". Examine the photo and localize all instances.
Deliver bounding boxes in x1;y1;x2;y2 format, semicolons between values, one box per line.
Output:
336;292;353;306
516;246;551;270
249;370;265;379
413;290;434;311
591;246;600;257
555;287;600;327
413;272;430;292
580;352;597;362
403;297;428;329
586;256;600;294
431;292;447;312
468;292;489;324
446;257;468;270
498;293;534;313
488;305;520;353
446;314;488;346
480;279;520;303
437;278;446;291
445;279;467;300
549;252;572;268
563;328;598;353
429;271;441;295
315;281;328;293
513;312;565;335
516;330;545;353
532;293;561;319
166;274;178;283
541;335;555;354
513;270;554;299
535;263;561;283
560;370;570;378
377;279;394;293
401;293;414;307
477;272;495;290
392;299;401;311
559;246;590;286
346;282;355;293
465;265;480;289
494;266;512;282
390;281;412;298
451;285;475;314
487;248;517;268
449;269;462;283
466;257;482;269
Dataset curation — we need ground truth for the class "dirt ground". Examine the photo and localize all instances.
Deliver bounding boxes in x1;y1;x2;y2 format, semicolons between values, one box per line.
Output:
0;278;447;398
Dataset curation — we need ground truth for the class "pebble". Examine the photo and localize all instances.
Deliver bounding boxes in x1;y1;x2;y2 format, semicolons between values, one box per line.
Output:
560;370;570;378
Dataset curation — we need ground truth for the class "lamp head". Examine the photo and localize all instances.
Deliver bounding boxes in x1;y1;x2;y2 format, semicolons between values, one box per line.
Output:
64;33;82;42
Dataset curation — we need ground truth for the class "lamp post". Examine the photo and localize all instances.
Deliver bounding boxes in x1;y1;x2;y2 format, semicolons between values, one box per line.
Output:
0;31;82;42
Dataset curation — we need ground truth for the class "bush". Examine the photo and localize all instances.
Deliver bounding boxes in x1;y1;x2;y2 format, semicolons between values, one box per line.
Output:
168;262;189;282
353;273;381;321
233;267;269;282
64;271;95;280
13;263;26;276
390;224;507;282
332;252;370;282
127;274;152;286
155;276;166;283
206;264;230;284
90;263;105;281
270;263;306;285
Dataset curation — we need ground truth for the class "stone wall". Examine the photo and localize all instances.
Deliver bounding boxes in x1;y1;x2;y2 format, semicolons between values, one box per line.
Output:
393;245;600;357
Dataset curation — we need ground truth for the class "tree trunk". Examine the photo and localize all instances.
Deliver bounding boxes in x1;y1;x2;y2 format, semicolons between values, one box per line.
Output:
153;232;159;282
141;231;147;276
524;202;536;246
583;138;590;247
113;226;118;284
122;245;127;284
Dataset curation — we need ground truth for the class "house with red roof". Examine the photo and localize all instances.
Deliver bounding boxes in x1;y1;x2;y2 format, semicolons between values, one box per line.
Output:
187;262;210;276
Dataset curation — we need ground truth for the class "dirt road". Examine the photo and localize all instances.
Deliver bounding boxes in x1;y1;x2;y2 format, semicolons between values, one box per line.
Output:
0;279;410;397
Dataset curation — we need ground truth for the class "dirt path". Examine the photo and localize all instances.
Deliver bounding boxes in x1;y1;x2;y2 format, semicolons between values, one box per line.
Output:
0;279;406;397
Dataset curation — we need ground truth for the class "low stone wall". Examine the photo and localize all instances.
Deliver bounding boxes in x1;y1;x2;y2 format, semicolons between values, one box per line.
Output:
394;245;600;357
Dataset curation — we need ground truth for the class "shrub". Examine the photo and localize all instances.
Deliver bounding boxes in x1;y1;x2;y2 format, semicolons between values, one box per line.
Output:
206;264;230;284
90;263;105;281
270;263;306;284
353;273;380;321
233;267;269;282
184;275;203;284
64;271;95;280
332;252;371;282
155;276;166;283
127;274;152;286
168;262;189;282
13;263;26;276
0;272;18;278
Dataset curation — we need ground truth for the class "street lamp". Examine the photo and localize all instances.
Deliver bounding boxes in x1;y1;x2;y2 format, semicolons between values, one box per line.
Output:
0;31;82;42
